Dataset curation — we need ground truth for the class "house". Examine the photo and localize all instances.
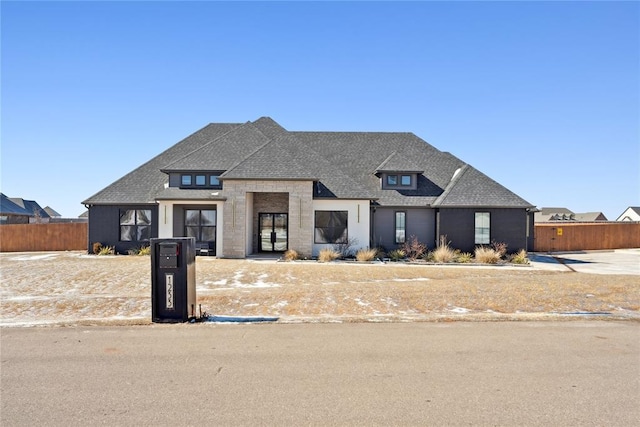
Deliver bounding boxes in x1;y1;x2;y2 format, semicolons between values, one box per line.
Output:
617;207;640;222
82;117;536;257
535;207;608;222
1;193;32;224
0;193;50;224
44;206;62;218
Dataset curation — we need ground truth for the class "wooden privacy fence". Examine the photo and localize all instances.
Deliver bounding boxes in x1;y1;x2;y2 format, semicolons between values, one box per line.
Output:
534;222;640;252
0;223;87;252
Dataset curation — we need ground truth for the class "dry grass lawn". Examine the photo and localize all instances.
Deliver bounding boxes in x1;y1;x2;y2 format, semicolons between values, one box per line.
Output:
1;251;639;326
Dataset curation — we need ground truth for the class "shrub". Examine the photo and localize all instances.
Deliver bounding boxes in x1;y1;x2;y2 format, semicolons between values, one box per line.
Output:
97;245;115;256
509;249;529;264
402;235;426;261
92;242;103;255
332;237;359;258
491;241;508;258
455;252;474;263
318;248;340;262
388;249;406;261
283;249;299;261
431;235;456;263
474;246;500;264
128;246;151;256
356;248;378;262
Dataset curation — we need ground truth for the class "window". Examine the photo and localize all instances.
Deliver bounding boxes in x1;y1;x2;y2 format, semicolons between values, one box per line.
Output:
395;211;406;244
120;209;151;242
314;211;348;244
387;175;398;186
179;173;221;189
401;175;411;186
475;212;490;244
185;209;216;241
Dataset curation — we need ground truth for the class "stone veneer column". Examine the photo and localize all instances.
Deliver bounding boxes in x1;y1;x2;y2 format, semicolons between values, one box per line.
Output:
221;180;314;258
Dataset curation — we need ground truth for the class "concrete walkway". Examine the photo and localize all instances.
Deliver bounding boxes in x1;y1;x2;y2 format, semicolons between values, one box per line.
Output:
529;249;640;275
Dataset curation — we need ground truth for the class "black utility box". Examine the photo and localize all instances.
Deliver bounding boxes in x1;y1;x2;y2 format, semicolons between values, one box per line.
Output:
150;237;196;323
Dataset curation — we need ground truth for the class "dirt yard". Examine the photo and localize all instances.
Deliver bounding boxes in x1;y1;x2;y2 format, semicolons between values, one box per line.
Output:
1;251;639;327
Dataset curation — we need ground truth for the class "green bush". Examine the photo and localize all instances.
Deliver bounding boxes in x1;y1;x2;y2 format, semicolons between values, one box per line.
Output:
388;249;406;261
97;245;115;256
455;252;474;263
509;249;529;264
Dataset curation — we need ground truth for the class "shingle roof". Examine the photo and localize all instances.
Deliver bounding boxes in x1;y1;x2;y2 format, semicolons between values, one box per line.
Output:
83;123;241;205
7;197;50;218
0;193;32;216
83;117;534;209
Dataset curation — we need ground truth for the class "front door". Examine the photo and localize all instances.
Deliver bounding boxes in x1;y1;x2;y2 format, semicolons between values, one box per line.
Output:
259;213;288;252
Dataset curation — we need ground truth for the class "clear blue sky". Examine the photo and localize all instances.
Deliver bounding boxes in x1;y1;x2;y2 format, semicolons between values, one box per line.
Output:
2;1;638;219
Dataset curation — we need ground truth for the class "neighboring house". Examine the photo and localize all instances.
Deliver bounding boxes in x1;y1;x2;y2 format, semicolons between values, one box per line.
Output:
44;206;62;218
83;117;536;257
616;207;640;222
0;194;51;224
0;193;32;224
535;207;607;222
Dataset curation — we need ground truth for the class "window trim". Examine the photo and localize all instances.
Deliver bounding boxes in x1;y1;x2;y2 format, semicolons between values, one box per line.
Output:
314;210;348;244
395;211;406;244
185;209;217;242
179;173;222;189
474;212;491;245
119;209;152;242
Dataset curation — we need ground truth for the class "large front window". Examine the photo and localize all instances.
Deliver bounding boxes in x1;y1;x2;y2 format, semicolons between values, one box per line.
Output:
120;209;151;241
185;209;216;241
314;211;348;244
475;212;490;244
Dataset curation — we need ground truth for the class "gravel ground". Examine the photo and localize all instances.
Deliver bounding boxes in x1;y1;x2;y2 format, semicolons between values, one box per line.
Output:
1;251;639;327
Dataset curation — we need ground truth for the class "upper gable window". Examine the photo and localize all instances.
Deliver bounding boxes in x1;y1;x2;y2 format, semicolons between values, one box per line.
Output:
383;173;416;190
179;173;222;189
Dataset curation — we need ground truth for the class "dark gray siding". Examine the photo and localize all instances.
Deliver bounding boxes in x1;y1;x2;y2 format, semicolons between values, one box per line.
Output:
437;208;529;253
371;207;436;252
88;204;158;254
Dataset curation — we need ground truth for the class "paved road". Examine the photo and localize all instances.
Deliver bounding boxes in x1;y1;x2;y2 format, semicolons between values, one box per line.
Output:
2;322;638;426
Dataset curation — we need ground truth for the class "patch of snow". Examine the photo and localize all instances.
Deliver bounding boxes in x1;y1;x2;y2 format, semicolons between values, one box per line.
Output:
448;307;470;313
271;301;288;309
354;298;370;307
8;254;59;261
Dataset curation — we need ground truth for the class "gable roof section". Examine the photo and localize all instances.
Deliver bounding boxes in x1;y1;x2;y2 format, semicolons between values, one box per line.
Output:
0;193;32;216
83;122;242;205
433;164;533;208
8;197;50;218
162;122;272;172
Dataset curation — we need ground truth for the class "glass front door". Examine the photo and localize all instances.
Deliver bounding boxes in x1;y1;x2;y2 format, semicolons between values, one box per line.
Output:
259;213;288;252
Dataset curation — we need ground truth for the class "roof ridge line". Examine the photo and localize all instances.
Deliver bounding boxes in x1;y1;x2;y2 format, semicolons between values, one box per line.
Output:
162;121;252;171
432;164;469;206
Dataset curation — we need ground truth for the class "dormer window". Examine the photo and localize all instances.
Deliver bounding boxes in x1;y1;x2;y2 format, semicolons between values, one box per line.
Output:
178;173;222;189
382;173;416;190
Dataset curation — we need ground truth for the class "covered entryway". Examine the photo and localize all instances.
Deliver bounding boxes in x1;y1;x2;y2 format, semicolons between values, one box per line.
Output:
259;213;288;252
